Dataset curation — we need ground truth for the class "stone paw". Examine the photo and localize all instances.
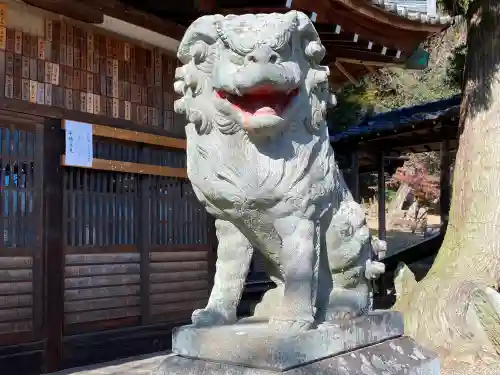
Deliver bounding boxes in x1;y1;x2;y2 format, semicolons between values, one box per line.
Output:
191;308;237;327
268;316;314;333
324;307;366;323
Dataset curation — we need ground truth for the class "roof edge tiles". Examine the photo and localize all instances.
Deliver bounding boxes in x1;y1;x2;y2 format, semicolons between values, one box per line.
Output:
369;0;460;25
330;95;461;143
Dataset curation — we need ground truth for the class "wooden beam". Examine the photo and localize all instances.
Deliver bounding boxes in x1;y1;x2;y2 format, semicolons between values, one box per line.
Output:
84;0;186;40
22;0;104;23
62;120;186;149
334;61;359;86
60;155;188;179
364;64;376;74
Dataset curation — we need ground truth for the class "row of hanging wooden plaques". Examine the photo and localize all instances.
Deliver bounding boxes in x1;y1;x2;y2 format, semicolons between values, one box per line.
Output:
0;14;184;135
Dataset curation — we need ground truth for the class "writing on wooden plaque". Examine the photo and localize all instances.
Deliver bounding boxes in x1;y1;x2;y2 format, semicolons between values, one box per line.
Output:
29;80;37;103
4;74;13;98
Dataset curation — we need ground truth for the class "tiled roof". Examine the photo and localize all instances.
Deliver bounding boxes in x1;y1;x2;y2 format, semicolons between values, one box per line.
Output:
330;95;461;143
369;0;457;25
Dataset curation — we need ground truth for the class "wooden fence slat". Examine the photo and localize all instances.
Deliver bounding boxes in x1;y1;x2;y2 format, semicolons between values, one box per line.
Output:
150;299;206;316
65;253;140;265
149;251;208;262
65;274;141;289
149;270;209;284
0;281;33;295
149;280;209;294
149;261;208;273
65;285;140;301
64;296;141;313
150;290;209;305
65;263;140;277
65;306;140;324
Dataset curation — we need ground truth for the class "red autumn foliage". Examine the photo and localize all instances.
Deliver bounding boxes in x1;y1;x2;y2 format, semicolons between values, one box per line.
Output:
389;162;440;205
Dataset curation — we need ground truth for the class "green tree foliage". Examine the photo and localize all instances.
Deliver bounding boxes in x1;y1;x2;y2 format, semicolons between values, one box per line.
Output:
329;22;466;133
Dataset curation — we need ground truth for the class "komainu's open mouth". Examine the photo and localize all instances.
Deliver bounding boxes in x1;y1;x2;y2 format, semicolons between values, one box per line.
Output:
216;87;299;118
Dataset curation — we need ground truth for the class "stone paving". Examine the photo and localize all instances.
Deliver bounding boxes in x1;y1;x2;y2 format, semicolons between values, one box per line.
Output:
49;352;173;375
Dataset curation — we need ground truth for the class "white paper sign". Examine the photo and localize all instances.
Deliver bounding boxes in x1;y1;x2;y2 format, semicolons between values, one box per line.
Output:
65;120;93;168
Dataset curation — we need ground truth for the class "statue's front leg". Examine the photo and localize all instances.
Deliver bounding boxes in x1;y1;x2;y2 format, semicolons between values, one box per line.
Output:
269;217;317;332
192;219;253;327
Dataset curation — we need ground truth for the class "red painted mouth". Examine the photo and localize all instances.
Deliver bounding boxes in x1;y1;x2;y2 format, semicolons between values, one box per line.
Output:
216;88;299;118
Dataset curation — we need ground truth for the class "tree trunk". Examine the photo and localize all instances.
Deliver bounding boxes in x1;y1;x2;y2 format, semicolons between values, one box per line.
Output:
392;0;500;364
387;183;412;229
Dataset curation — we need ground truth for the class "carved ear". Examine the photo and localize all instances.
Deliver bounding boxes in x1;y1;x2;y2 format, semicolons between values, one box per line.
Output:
177;14;225;64
293;11;326;64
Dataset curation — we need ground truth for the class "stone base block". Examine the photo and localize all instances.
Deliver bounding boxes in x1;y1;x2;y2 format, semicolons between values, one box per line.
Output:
154;337;439;374
172;311;403;371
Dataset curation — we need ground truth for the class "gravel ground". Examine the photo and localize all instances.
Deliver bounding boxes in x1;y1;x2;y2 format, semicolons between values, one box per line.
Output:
442;361;500;375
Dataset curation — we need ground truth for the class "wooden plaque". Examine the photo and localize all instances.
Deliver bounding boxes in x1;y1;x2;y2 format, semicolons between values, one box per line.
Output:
66;45;73;67
14;31;22;54
22;34;30;56
73;47;80;69
22;56;29;78
44;42;52;61
73;69;81;90
29;35;37;58
72;89;80;110
29;80;37;103
29;58;37;80
0;27;5;50
112;78;118;98
36;82;45;104
13;77;21;100
86;72;93;93
44;61;52;83
13;54;21;77
37;59;45;82
86;32;94;53
64;88;73;109
0;5;7;28
124;100;131;120
112;97;119;118
45;83;52;105
51;63;59;85
52;85;62;107
93;74;101;95
86;92;93;114
112;58;118;79
45;20;53;42
59;44;66;66
21;78;29;101
119;100;125;119
5;51;12;75
60;22;67;45
93;94;100;115
6;28;13;52
38;37;45;60
4;74;13;98
67;25;73;47
124;42;130;62
87;51;94;73
79;91;86;112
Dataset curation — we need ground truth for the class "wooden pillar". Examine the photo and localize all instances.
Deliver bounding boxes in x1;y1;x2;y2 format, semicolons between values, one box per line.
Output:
351;150;360;203
377;153;387;257
440;140;451;230
43;119;65;373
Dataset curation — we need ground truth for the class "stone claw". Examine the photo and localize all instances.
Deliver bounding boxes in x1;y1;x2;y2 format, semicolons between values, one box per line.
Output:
268;317;314;333
191;308;237;327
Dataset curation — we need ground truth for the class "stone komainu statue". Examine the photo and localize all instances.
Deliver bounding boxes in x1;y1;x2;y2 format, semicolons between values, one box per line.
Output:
174;10;386;331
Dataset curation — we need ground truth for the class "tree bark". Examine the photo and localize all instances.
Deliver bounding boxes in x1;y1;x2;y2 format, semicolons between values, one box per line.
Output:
393;0;500;363
387;183;412;229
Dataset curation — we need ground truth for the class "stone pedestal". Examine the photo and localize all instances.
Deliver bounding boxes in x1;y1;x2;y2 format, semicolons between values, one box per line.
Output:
154;311;440;374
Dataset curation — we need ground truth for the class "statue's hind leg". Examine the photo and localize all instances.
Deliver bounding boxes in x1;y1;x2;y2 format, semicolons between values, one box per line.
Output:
324;201;372;321
191;219;253;327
